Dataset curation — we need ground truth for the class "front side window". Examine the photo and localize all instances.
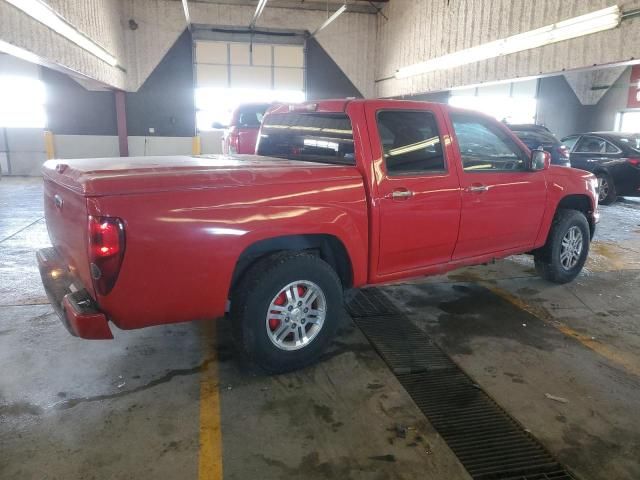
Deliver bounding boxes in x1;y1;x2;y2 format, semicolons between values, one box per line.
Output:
562;135;580;151
257;112;354;165
376;110;445;176
451;113;527;172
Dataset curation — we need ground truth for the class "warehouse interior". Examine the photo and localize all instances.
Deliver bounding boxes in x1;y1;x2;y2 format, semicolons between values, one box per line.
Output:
1;1;640;479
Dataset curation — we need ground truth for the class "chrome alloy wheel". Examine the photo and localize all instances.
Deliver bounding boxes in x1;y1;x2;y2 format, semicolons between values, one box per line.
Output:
560;226;583;270
265;280;326;351
597;176;609;203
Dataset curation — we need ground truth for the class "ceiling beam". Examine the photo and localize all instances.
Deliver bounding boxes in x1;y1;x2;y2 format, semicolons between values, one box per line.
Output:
177;0;382;15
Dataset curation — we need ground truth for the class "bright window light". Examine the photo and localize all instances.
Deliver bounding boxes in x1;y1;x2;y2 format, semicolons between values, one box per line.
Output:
449;95;537;124
0;75;47;128
196;87;305;131
396;5;621;78
619;111;640;132
4;0;118;66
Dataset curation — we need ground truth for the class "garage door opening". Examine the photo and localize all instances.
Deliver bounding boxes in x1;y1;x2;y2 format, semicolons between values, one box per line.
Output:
194;40;305;131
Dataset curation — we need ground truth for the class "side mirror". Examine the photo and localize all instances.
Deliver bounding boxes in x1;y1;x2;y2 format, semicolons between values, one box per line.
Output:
528;148;550;171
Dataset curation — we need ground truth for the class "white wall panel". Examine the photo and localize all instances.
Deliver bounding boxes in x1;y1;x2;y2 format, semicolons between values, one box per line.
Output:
377;0;640;98
127;136;192;156
53;135;119;159
200;131;223;154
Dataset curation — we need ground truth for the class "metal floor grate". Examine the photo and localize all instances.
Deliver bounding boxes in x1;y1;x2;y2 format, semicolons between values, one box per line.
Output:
348;288;577;480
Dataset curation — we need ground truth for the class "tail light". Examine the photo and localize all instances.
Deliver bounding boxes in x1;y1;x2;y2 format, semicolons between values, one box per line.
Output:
627;158;640;167
88;216;125;295
228;128;239;154
558;145;570;159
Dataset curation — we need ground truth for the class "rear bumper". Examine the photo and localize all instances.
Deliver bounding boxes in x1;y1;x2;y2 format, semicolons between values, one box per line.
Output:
37;247;113;339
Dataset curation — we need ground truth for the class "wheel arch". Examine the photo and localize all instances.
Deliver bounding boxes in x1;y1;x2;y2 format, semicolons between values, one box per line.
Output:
229;234;354;296
556;194;596;239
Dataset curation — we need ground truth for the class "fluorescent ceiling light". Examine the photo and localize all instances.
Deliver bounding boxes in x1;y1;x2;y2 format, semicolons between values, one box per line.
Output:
395;5;621;79
311;4;347;36
250;0;269;28
3;0;118;66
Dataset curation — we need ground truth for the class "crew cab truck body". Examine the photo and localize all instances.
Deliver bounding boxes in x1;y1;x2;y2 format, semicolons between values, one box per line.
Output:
38;99;599;372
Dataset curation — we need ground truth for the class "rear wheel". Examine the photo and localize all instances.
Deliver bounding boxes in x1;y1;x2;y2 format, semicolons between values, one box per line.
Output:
596;172;617;205
230;252;343;374
534;209;590;284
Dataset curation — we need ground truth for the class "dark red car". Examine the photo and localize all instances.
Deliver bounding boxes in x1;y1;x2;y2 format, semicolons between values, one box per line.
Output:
38;99;599;373
220;103;270;154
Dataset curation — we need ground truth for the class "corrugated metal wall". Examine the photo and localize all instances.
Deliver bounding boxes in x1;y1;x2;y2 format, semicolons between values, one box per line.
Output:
376;0;640;98
0;0;126;89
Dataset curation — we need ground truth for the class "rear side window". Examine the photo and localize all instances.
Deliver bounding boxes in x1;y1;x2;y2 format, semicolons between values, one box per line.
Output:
237;105;268;128
257;112;355;165
574;136;620;154
451;113;527;172
376;110;445;176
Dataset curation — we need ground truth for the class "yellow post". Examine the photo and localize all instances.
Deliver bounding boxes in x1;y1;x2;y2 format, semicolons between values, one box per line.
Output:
44;130;55;160
192;135;202;155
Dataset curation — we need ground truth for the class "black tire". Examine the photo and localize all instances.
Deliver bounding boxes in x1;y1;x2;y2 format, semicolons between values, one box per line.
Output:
230;251;343;374
534;209;590;284
596;171;617;205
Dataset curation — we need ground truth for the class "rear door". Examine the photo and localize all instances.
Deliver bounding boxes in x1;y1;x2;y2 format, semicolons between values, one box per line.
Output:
568;134;620;172
365;103;462;277
447;111;547;260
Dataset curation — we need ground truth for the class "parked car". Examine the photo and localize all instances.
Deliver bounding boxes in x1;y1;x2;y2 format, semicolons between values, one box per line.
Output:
38;100;599;373
217;102;270;154
508;124;571;167
561;132;640;205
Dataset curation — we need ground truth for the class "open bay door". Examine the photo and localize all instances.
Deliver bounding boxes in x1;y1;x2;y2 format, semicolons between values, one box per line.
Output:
194;39;305;131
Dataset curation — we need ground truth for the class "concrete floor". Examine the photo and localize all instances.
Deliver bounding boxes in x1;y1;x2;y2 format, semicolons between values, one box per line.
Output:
1;177;639;480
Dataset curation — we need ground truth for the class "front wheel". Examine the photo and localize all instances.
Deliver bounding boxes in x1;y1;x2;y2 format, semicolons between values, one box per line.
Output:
596;172;617;205
230;252;343;374
534;209;590;284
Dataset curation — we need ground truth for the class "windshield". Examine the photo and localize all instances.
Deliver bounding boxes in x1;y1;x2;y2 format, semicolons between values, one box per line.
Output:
257;112;355;165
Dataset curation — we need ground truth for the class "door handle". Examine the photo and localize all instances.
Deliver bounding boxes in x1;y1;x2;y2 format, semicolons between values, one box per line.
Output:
387;189;414;200
465;184;489;193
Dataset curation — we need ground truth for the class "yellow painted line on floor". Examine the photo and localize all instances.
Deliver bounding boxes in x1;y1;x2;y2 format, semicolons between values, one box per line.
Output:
198;321;223;480
587;241;640;272
486;285;640;378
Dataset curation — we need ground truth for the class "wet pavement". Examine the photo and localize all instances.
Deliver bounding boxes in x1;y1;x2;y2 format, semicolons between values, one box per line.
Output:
1;177;639;479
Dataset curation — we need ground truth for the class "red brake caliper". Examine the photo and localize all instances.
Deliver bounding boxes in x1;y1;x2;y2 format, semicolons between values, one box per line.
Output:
269;292;287;331
269;285;307;331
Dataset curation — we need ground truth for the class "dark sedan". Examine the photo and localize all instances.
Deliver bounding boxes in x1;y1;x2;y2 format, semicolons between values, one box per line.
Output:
561;132;640;205
509;124;571;167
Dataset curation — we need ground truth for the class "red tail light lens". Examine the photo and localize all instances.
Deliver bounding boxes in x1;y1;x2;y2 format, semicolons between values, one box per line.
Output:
88;216;125;295
228;128;239;154
628;158;640;167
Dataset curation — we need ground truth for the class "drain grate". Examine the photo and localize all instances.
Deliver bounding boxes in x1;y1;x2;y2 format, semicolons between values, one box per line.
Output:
348;288;577;480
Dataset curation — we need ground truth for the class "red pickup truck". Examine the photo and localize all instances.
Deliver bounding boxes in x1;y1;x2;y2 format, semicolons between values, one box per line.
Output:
38;99;599;373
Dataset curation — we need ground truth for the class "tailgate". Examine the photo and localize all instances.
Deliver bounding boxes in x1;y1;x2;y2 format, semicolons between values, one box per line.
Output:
43;177;94;296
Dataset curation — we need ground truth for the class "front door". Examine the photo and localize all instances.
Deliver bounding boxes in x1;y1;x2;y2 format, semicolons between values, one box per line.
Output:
366;104;462;277
447;112;547;260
